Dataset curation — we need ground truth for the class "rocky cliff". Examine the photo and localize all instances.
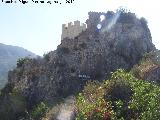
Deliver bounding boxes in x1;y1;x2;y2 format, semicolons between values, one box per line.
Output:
131;50;160;85
8;10;156;107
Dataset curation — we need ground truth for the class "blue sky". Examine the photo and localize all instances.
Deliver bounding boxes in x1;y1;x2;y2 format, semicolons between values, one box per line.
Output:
0;0;159;55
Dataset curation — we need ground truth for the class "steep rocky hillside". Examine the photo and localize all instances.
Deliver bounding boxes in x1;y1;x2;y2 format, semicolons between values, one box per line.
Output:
8;9;155;108
0;43;36;89
131;50;160;84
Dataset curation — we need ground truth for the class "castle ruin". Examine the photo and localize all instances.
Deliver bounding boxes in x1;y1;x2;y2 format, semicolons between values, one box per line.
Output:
61;20;87;40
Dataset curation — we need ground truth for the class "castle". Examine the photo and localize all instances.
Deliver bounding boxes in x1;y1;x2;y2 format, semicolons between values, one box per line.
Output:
61;20;87;40
61;12;113;40
61;11;121;40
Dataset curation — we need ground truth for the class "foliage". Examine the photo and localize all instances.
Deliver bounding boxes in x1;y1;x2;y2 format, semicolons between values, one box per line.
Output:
76;69;160;120
76;81;116;120
0;86;26;120
109;69;160;119
140;17;148;27
17;57;31;67
128;78;160;119
82;81;104;102
43;52;50;61
31;102;49;120
105;72;133;102
116;7;135;24
104;71;133;119
116;7;130;13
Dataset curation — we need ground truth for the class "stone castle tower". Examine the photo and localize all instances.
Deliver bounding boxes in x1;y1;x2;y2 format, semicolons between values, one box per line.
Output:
61;20;87;40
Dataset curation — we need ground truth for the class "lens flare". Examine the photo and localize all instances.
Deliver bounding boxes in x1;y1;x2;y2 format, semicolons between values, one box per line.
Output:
100;15;105;22
97;24;102;29
101;11;121;33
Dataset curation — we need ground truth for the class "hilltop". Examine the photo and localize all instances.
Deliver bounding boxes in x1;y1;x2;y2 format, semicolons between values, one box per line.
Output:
0;9;159;120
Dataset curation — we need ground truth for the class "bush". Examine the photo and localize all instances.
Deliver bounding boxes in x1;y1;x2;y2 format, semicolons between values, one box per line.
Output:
0;88;26;120
76;94;115;120
17;57;31;67
104;70;134;119
31;102;49;120
76;69;160;120
105;72;133;102
76;81;116;120
108;69;160;120
128;79;160;119
140;17;148;28
43;52;50;61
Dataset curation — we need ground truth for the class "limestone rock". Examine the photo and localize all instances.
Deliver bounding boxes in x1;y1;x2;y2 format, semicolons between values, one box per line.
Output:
144;66;160;85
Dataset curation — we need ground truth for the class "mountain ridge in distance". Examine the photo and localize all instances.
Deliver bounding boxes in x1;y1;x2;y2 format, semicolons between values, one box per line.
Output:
0;43;37;89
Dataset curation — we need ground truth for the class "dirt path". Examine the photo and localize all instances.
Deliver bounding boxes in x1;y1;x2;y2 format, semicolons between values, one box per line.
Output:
56;96;76;120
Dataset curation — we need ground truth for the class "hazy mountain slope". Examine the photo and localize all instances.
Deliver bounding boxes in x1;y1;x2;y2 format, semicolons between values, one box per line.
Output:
0;43;36;89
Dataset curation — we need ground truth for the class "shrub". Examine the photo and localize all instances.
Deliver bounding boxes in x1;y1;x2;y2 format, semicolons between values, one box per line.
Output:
104;69;133;119
140;17;148;29
140;17;148;25
0;88;26;120
17;57;31;67
128;79;160;119
76;94;115;120
76;69;160;120
76;81;116;120
107;69;160;120
82;81;104;102
31;102;49;120
43;52;50;61
105;72;133;102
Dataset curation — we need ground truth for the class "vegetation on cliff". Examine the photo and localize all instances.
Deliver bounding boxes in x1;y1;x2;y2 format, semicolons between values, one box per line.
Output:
76;69;160;120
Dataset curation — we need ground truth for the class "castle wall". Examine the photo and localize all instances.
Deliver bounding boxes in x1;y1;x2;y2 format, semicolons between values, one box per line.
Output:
61;20;87;40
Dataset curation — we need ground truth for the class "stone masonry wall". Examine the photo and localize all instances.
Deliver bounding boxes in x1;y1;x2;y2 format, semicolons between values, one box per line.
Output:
61;20;87;40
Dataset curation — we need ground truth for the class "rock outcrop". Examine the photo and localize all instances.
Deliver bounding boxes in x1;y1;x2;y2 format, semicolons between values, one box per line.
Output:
144;66;160;85
8;10;156;107
131;50;160;85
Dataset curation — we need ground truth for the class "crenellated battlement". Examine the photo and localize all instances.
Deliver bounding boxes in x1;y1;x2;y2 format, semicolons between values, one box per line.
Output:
61;11;116;40
61;20;87;40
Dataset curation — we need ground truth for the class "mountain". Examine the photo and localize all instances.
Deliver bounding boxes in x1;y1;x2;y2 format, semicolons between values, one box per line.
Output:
0;9;159;120
0;43;36;89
